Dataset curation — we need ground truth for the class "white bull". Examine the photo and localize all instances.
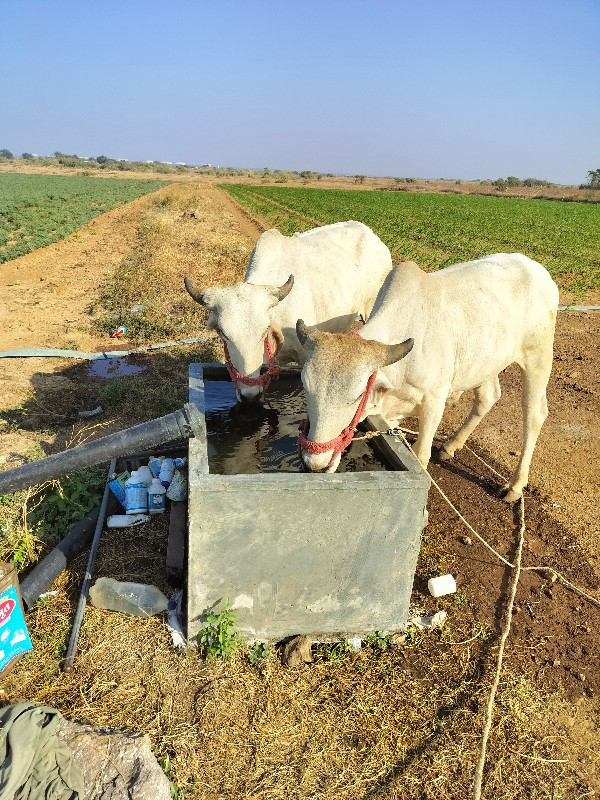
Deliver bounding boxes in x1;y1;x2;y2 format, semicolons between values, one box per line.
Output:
296;253;559;502
184;221;392;402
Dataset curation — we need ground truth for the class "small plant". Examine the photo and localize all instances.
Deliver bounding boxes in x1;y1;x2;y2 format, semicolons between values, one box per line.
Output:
477;623;493;641
196;599;241;660
158;754;182;800
454;590;469;605
317;640;351;663
365;631;389;650
247;642;270;666
404;627;421;645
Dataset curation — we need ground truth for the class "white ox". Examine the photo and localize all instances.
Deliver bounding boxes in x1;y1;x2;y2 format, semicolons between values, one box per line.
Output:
296;253;559;502
184;221;392;402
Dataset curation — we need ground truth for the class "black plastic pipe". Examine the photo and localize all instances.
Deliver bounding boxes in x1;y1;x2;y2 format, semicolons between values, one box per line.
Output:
0;403;202;496
20;494;120;610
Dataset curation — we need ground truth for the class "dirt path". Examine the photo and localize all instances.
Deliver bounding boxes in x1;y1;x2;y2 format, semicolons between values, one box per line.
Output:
0;186;172;460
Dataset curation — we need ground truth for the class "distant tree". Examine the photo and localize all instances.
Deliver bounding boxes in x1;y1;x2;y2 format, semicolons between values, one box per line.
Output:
583;169;600;189
0;149;14;159
96;155;109;164
492;178;507;191
354;175;366;184
21;152;35;160
505;176;522;187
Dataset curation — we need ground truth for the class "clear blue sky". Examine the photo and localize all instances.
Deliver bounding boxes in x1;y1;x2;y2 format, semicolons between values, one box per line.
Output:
2;0;598;184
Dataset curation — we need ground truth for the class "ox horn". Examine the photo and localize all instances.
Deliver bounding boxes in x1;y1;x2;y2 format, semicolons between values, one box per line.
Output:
296;319;316;349
381;337;414;367
271;274;294;303
184;277;209;306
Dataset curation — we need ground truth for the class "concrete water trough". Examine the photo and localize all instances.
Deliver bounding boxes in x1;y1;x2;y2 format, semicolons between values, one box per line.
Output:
187;363;430;643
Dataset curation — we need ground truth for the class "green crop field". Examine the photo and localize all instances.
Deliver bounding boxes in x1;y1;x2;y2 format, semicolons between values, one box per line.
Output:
0;173;165;264
221;184;600;292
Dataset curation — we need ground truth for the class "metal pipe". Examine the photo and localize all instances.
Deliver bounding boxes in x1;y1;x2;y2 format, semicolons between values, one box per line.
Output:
62;459;116;672
0;403;203;495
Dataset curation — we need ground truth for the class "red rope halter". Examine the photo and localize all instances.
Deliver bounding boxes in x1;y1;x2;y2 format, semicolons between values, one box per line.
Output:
223;335;281;394
298;332;377;469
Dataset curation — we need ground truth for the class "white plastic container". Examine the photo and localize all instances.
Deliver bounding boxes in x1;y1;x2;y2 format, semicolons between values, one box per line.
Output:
124;471;148;514
148;478;167;515
137;465;154;487
89;577;169;617
427;574;457;598
159;457;175;488
107;514;150;528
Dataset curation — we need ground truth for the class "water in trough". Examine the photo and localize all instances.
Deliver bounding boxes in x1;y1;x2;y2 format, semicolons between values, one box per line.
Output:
204;378;393;474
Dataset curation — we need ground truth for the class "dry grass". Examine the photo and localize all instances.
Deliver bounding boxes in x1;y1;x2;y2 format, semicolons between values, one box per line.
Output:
5;555;597;800
91;182;253;343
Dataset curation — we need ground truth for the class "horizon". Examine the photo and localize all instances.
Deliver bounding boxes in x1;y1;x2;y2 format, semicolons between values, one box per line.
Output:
2;0;598;185
0;150;583;187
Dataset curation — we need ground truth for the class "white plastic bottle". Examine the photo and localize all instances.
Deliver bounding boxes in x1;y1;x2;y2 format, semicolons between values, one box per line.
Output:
159;457;175;488
148;478;166;514
124;470;148;514
137;464;154;487
89;577;168;617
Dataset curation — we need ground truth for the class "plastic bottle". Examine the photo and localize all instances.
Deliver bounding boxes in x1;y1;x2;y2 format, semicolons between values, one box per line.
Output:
107;514;150;528
158;457;175;488
124;470;148;514
148;478;167;514
149;457;164;478
137;465;154;487
89;577;168;617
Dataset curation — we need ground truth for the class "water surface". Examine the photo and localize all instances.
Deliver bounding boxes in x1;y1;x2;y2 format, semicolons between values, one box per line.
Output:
205;378;390;475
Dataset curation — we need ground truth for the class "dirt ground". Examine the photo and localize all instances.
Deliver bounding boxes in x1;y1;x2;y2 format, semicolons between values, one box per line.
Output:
1;179;599;798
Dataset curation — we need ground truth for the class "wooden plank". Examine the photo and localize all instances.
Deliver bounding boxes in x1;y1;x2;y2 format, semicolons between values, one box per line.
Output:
166;501;187;588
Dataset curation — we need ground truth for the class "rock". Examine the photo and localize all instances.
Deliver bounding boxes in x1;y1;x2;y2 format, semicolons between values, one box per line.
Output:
408;610;448;630
56;719;171;800
460;535;472;546
281;635;313;667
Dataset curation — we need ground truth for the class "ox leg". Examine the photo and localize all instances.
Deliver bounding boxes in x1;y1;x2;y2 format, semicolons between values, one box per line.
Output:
439;377;501;461
414;395;447;469
499;354;551;503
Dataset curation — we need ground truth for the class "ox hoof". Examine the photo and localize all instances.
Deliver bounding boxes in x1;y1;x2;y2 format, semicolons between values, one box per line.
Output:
437;445;453;462
497;485;522;504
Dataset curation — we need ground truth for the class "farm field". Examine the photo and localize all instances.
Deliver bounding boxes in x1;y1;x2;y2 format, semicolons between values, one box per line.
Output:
222;184;600;293
0;173;165;263
0;179;598;799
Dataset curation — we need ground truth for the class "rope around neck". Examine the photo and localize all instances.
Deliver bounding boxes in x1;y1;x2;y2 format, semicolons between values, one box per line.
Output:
223;335;281;394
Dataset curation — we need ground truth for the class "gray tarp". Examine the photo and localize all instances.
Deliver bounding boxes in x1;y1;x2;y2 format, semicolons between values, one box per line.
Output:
0;702;83;800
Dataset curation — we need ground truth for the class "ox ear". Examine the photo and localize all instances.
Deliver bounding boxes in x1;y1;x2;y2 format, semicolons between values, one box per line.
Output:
184;277;211;307
268;274;294;305
296;319;317;352
379;337;414;367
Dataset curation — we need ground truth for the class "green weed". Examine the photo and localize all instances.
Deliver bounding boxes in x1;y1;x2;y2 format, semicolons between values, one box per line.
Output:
247;642;271;666
364;631;390;650
196;599;241;661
